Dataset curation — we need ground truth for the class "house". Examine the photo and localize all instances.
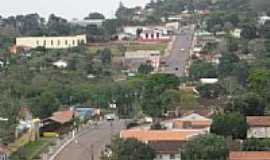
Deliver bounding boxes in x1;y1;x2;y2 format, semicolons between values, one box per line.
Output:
70;19;105;27
165;22;180;33
120;129;206;160
200;78;218;84
0;145;8;160
124;50;160;72
139;29;170;41
170;113;212;130
229;151;270;160
40;111;75;136
230;29;242;38
259;16;270;25
247;116;270;138
16;34;87;49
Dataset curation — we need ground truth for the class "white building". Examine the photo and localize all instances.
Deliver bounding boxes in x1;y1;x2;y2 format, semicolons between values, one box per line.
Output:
200;78;219;84
70;19;105;27
259;16;270;25
230;28;242;38
125;50;160;71
247;116;270;138
16;34;87;49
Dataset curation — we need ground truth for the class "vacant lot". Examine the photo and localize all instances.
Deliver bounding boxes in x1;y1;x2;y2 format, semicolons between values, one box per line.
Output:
88;41;168;56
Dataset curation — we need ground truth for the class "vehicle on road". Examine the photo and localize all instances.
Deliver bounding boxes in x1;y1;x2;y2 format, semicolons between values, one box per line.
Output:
105;113;116;121
180;48;185;52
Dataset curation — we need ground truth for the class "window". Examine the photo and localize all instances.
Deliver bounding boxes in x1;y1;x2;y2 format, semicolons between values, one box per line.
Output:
151;34;154;39
145;33;149;39
43;40;46;46
36;41;39;45
65;40;68;45
170;154;175;160
51;40;54;46
77;39;80;45
72;40;75;45
157;33;160;38
58;40;61;46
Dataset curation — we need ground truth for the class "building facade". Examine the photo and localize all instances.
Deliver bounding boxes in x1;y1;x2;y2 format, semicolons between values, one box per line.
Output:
16;34;87;49
125;50;161;72
247;116;270;138
0;145;8;160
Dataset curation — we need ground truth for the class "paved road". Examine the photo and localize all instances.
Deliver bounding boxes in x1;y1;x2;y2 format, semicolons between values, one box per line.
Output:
55;120;126;160
163;26;194;77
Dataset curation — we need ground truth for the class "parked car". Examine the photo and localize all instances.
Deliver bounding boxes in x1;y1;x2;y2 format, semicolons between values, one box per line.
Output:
105;114;116;121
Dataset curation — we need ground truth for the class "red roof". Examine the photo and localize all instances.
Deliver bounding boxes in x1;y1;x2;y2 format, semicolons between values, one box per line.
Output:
49;111;74;124
230;151;270;160
247;116;270;127
120;130;204;142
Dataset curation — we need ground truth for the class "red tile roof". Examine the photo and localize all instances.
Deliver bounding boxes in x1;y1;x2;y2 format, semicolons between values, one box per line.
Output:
247;116;270;127
120;130;204;142
230;151;270;160
49;111;74;124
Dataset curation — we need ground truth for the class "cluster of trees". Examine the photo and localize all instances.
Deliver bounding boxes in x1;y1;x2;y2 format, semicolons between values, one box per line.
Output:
0;12;120;42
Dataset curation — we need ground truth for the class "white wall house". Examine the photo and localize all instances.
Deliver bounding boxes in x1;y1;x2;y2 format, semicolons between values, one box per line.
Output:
125;50;161;71
247;116;270;138
16;34;87;49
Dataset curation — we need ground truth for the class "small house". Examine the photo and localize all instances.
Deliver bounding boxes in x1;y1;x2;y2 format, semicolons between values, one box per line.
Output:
247;116;270;138
230;151;270;160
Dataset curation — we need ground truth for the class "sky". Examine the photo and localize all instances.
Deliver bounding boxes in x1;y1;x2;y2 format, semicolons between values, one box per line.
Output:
0;0;150;20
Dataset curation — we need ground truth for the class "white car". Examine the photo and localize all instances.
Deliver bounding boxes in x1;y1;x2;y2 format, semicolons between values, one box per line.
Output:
105;114;116;121
180;48;185;52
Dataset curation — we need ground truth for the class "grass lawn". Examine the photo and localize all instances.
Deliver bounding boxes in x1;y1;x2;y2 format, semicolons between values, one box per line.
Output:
125;42;168;54
10;138;53;160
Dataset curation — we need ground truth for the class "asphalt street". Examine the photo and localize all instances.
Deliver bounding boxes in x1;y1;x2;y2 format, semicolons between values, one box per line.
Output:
54;119;126;160
164;26;194;77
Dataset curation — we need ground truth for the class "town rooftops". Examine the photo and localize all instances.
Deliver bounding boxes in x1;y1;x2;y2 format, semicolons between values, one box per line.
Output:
49;111;75;124
173;113;212;129
247;116;270;127
230;151;270;160
120;129;204;142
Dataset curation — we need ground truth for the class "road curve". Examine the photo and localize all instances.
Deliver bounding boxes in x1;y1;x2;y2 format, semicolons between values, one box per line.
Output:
54;120;126;160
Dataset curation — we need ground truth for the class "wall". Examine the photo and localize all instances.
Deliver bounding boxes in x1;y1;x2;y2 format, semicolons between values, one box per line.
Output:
154;153;181;160
248;127;270;138
16;35;87;49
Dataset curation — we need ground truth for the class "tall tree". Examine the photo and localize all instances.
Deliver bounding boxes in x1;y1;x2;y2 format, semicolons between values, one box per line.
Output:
210;112;248;139
182;134;229;160
109;138;156;160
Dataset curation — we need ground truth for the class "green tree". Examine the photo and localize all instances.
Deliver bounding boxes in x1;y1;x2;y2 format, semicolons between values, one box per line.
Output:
182;134;229;160
197;83;226;99
190;60;217;80
97;48;112;64
218;53;240;77
242;138;270;151
210;112;248;139
142;74;180;117
110;138;156;160
84;12;105;20
232;92;265;116
138;64;153;75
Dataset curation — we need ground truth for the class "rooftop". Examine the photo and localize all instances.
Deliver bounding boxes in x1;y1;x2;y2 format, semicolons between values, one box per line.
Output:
247;116;270;127
230;151;270;160
120;129;204;142
49;111;75;124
